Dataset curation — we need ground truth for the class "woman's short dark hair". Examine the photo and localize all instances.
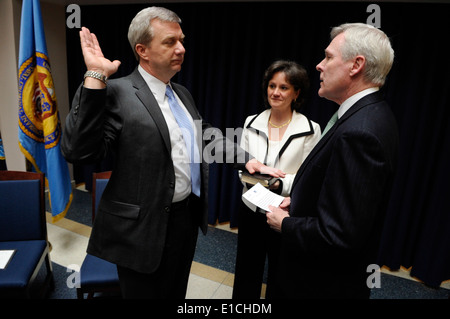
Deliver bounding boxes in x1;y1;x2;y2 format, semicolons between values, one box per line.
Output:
262;60;310;112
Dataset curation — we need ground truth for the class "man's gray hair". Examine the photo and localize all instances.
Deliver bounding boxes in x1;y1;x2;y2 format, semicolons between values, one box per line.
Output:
331;23;394;87
128;6;182;61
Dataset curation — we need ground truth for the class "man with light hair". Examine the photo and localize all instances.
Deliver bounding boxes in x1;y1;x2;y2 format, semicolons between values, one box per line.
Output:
62;6;284;299
330;23;394;87
267;23;399;298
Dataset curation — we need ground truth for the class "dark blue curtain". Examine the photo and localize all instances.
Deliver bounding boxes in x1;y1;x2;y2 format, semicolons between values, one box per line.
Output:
66;2;450;287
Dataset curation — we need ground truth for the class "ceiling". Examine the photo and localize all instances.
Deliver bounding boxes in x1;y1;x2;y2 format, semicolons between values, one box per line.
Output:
41;0;450;5
41;0;183;5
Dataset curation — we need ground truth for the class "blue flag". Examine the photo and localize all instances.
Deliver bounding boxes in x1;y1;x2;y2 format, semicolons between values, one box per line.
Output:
18;0;73;222
0;139;5;160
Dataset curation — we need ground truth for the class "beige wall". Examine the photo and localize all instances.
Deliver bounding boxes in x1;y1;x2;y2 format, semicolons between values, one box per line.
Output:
0;0;71;177
0;0;24;171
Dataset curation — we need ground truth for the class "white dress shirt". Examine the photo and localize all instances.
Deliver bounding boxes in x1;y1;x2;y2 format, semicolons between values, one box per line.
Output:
337;87;379;119
138;65;198;202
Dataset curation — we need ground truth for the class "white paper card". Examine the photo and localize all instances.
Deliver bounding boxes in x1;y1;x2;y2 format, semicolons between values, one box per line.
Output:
242;182;284;212
0;250;15;269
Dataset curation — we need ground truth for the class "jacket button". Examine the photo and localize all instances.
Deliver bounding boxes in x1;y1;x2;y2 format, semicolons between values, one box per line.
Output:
164;206;170;213
169;182;175;188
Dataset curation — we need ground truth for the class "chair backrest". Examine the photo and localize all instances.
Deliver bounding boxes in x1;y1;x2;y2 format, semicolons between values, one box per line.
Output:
0;171;45;241
91;171;111;222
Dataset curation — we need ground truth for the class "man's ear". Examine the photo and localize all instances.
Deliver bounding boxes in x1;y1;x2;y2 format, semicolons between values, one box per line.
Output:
350;55;366;77
135;44;149;61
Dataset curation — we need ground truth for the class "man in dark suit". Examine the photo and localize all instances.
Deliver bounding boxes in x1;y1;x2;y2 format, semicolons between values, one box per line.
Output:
267;23;399;298
61;7;284;299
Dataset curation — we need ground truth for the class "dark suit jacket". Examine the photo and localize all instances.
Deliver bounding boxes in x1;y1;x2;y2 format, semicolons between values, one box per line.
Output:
279;91;399;298
61;69;249;274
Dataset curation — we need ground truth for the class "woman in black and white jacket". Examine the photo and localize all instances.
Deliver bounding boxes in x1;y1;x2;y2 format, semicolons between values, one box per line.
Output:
233;60;321;299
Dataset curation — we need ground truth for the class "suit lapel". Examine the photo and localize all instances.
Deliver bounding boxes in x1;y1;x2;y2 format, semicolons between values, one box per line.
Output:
291;91;384;190
247;110;316;165
130;70;172;153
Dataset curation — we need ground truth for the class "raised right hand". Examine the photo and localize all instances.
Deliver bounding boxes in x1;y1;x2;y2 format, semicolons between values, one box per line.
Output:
80;27;121;87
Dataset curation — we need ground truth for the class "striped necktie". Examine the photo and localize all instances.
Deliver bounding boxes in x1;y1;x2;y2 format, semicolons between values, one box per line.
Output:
165;85;201;197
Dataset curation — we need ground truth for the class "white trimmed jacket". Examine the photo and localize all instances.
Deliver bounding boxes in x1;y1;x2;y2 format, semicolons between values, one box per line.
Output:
240;109;321;211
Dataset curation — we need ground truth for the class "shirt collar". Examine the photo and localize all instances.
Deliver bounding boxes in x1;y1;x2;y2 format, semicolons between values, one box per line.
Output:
138;65;169;106
338;87;379;119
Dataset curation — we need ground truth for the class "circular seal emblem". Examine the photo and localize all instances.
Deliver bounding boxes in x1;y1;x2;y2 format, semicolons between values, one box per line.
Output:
18;52;61;149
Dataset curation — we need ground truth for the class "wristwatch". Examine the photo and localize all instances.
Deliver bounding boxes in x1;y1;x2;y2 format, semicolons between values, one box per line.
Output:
84;70;107;84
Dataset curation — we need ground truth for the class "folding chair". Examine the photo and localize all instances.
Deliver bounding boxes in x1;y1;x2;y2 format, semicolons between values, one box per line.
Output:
76;171;121;299
0;171;54;298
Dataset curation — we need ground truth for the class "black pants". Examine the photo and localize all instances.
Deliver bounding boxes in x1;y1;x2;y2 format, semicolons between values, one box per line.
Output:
233;202;281;299
117;196;199;299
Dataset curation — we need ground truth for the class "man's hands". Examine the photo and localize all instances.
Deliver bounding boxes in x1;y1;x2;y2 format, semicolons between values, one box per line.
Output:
245;158;285;178
80;27;121;88
266;197;291;232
